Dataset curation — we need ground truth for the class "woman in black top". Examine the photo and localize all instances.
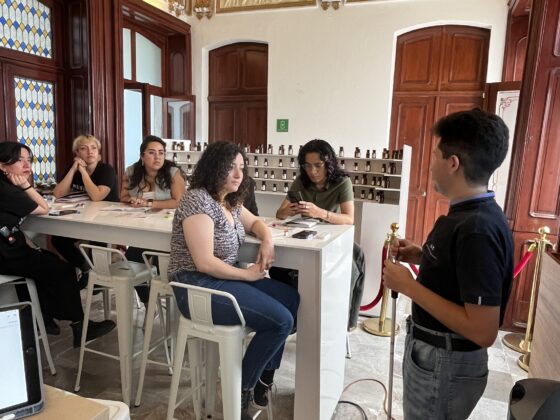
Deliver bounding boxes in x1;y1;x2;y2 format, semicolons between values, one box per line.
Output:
0;141;115;346
52;134;119;287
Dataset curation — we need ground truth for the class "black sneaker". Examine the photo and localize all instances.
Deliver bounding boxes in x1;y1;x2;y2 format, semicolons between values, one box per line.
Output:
253;369;275;407
241;390;253;420
71;319;116;348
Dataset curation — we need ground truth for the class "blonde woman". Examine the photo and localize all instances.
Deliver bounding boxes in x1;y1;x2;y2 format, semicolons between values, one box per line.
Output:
52;135;119;288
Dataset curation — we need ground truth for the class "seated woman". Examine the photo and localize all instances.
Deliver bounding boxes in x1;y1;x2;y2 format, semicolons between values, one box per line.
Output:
275;139;365;330
52;134;119;287
169;141;299;418
120;135;185;303
0;142;115;346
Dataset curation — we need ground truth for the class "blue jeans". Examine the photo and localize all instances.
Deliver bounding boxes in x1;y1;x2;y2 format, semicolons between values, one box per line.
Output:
403;317;489;420
172;270;300;390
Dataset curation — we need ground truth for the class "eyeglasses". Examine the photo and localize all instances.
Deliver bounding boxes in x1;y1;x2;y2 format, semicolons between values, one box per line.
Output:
301;162;325;171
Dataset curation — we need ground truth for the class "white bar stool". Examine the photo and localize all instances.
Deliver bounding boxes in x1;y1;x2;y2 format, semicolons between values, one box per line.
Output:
0;274;56;375
74;244;153;406
167;282;273;420
135;251;178;407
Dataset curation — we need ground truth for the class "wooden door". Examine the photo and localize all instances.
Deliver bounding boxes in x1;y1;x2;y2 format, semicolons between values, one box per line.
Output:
501;0;560;330
208;43;268;150
389;25;489;245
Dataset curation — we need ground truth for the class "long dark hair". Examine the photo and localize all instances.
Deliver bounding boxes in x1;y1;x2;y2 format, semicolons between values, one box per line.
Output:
0;142;32;181
127;135;183;192
297;139;348;188
189;141;249;208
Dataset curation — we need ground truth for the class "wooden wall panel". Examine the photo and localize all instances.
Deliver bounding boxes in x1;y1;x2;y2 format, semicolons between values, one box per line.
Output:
209;103;237;142
440;26;489;91
503;14;530;82
245;102;267;146
502;0;560;330
393;27;442;92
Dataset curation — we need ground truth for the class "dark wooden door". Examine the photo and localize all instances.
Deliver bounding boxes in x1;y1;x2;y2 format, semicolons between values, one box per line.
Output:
208;43;268;150
389;25;489;245
501;0;560;330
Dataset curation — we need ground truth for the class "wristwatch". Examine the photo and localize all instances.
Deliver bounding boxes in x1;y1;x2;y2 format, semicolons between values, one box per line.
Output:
147;199;153;208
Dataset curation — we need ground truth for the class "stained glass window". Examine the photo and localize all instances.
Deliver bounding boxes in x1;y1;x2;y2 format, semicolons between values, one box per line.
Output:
14;76;56;182
0;0;52;59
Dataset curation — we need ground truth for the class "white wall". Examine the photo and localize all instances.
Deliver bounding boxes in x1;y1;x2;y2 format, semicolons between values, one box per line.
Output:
172;0;508;151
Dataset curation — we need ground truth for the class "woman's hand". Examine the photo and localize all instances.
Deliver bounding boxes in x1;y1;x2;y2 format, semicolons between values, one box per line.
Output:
7;173;31;189
128;197;148;208
294;200;321;218
245;263;266;281
255;239;275;271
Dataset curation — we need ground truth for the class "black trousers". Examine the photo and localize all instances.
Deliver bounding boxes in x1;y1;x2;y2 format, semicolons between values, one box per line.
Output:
125;246;153;304
270;242;365;330
1;247;84;322
51;236;104;272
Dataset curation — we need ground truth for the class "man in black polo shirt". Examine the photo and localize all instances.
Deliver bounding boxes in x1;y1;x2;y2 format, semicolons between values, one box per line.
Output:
383;108;513;419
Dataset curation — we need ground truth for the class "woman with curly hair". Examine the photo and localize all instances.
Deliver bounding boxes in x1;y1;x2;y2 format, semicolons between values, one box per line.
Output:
120;135;186;303
168;141;299;419
275;139;365;330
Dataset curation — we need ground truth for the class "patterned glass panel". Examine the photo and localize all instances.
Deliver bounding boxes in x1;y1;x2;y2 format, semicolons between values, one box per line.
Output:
14;76;56;182
0;0;52;58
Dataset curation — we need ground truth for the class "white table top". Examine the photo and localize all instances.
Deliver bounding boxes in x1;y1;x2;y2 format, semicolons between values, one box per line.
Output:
23;201;353;253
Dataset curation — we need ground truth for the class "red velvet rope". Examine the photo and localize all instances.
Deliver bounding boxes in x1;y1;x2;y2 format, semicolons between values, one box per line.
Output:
360;244;533;312
513;249;535;279
360;244;388;311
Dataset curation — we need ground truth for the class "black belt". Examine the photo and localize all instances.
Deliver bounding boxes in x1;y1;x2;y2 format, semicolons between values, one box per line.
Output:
412;325;481;352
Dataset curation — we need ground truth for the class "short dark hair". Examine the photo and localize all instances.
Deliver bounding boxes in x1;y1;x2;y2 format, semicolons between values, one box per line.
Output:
433;108;509;186
189;141;249;208
0;141;33;166
297;139;348;188
126;135;184;192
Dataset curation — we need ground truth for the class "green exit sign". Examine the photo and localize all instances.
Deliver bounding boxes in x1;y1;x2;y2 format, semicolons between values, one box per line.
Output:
276;119;289;132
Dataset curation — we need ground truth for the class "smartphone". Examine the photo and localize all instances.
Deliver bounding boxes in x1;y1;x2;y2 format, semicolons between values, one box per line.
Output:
287;190;304;203
292;230;317;240
50;209;78;216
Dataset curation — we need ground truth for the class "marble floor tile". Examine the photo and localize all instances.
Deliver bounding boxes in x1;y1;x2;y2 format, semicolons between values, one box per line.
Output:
40;295;526;419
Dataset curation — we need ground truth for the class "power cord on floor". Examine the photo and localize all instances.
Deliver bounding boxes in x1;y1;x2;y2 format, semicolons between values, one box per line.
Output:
336;378;396;420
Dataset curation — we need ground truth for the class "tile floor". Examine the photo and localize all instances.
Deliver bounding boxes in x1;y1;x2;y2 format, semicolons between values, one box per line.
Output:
42;293;527;419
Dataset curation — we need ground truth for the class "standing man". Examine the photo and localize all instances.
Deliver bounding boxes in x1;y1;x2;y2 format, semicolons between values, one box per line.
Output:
383;108;514;419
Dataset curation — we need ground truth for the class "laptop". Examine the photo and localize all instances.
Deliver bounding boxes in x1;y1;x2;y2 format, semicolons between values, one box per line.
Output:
0;302;44;419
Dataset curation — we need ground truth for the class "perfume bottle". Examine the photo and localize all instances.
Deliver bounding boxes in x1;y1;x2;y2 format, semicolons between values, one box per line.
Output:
254;168;260;178
341;160;345;169
253;156;258;166
372;149;377;159
267;144;273;154
284;183;289;193
278;159;283;167
282;170;287;180
279;145;285;155
290;158;295;168
366;161;371;172
272;183;277;192
264;158;268;167
368;188;374;200
381;164;387;173
196;142;201;151
270;170;275;179
203;142;208;151
354;176;359;185
264;170;268;179
339;146;344;157
288;145;293;155
187;164;193;175
354;162;359;171
292;172;297;180
366;149;371;159
261;182;266;191
362;174;367;185
187;154;191;163
354;147;361;158
360;190;366;199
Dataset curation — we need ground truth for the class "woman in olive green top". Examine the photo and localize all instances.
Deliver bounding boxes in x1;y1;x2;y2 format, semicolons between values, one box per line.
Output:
275;139;365;330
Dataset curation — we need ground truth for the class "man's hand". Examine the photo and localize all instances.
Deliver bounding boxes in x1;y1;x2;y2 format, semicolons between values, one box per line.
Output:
391;238;422;265
383;258;416;296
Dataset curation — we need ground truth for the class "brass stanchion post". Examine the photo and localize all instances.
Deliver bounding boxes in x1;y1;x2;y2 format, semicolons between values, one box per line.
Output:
503;241;537;353
363;223;401;337
516;227;552;371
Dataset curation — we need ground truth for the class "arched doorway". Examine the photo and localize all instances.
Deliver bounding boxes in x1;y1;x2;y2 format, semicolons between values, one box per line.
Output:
389;25;490;244
208;42;268;151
